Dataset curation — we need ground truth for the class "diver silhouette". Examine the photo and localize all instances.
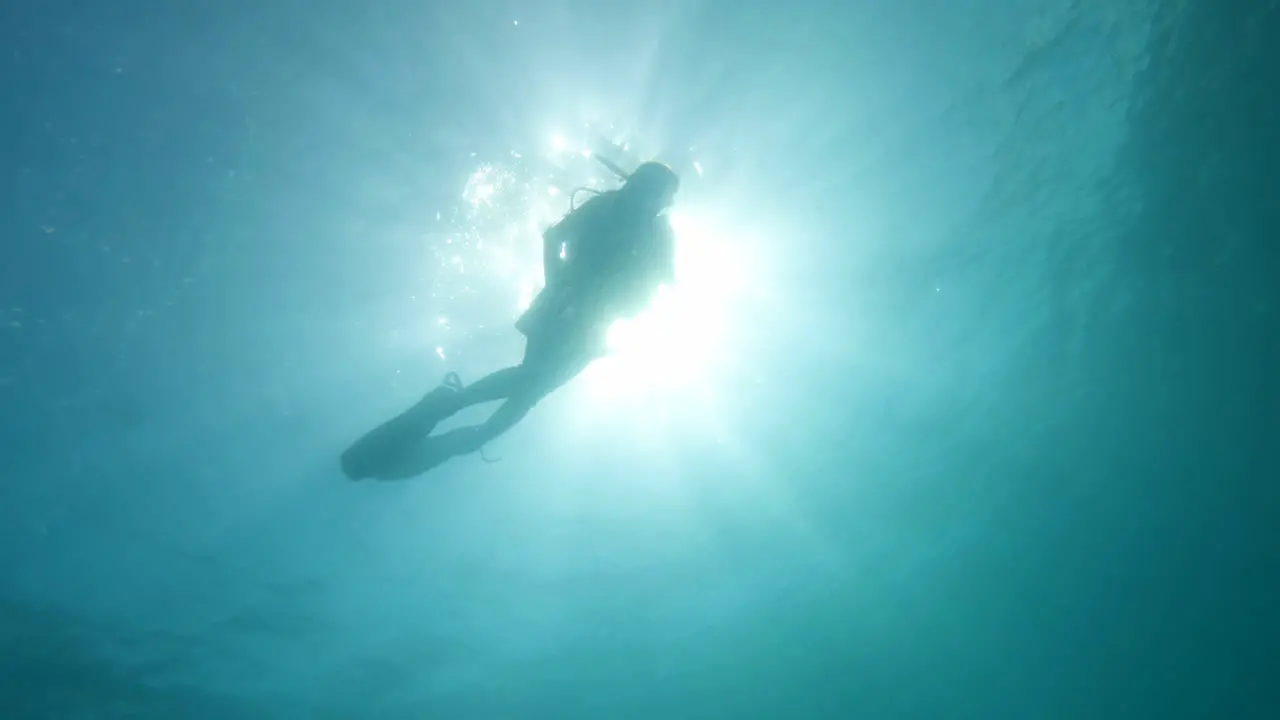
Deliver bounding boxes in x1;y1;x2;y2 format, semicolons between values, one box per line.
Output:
340;161;679;480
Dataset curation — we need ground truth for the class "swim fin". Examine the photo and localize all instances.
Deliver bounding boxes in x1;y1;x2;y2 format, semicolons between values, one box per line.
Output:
340;373;465;481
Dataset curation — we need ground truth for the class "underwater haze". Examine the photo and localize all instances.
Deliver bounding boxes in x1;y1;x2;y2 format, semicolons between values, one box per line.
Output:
2;0;1276;717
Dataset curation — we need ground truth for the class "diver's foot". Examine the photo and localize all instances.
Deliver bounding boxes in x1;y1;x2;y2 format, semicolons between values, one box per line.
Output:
441;371;464;392
411;371;465;411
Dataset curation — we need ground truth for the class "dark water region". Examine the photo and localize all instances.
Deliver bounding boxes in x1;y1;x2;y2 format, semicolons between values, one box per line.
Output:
1;0;1276;717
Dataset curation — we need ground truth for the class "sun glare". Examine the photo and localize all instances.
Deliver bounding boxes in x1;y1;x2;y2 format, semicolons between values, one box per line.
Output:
583;208;751;402
434;124;758;416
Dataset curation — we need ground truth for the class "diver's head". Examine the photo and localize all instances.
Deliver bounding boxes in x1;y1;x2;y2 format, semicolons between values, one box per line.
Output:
622;161;680;214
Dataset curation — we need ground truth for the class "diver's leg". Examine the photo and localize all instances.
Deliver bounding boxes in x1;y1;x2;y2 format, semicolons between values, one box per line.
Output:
365;386;541;479
398;394;541;472
349;327;600;479
340;363;543;480
450;349;596;450
422;332;566;418
450;366;527;406
394;349;598;475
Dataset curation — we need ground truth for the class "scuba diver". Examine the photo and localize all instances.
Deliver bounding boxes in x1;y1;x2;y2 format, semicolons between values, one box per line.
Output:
340;160;680;481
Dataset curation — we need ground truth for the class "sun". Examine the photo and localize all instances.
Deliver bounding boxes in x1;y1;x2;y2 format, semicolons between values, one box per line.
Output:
581;207;754;403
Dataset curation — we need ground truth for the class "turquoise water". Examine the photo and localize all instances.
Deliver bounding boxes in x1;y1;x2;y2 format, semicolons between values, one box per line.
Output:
2;1;1275;717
